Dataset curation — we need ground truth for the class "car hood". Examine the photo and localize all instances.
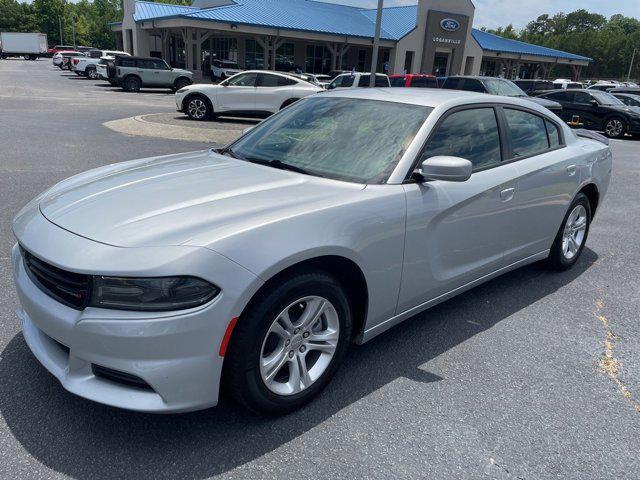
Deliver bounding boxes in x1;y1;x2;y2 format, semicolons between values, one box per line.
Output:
38;150;364;248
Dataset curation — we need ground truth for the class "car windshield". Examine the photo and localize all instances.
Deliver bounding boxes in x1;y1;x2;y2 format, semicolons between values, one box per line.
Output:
483;78;527;97
226;97;432;184
590;91;624;105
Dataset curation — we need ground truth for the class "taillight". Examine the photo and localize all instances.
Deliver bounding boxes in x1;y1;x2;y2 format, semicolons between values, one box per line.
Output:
72;58;80;65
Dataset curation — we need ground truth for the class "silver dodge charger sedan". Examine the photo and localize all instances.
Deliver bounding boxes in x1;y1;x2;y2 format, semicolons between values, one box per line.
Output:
12;89;612;414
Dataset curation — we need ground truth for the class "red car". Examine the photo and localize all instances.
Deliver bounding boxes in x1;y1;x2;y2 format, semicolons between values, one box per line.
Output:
47;45;76;57
389;74;439;88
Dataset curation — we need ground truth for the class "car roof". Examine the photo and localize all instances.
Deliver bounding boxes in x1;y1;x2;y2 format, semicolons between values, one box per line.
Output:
389;73;436;78
320;87;489;107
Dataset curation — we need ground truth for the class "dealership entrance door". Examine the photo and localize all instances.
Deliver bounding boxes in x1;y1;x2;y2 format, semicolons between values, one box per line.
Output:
433;52;450;76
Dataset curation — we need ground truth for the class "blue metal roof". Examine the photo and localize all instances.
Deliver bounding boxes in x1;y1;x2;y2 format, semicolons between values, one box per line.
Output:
471;29;592;62
132;0;591;61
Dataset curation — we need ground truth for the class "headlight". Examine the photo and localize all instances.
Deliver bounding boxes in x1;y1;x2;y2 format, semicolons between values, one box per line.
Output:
90;276;220;311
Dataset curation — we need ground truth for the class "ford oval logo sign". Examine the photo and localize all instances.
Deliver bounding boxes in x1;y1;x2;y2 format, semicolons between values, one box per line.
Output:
440;18;460;32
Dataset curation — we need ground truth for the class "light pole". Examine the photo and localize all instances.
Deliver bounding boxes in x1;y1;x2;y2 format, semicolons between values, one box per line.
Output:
369;0;384;87
628;48;637;82
58;16;63;44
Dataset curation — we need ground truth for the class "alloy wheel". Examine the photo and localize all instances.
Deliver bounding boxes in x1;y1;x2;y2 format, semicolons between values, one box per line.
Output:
260;296;340;396
562;204;588;260
188;98;207;119
605;119;623;138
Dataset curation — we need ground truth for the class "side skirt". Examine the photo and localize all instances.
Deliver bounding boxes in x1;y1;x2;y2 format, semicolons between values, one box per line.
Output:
359;250;550;343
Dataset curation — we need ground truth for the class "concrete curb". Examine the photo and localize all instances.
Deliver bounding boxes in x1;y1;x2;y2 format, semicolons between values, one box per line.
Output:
103;114;243;144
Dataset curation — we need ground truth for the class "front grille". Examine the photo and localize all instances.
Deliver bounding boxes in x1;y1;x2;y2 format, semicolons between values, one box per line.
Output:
21;247;91;310
92;364;154;391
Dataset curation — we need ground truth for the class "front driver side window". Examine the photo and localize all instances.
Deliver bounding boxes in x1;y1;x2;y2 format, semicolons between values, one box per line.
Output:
420;108;502;171
226;73;258;87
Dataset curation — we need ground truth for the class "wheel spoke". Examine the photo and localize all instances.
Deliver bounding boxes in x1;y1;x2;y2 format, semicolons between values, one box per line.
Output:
307;339;337;354
278;310;295;334
261;348;288;383
287;356;302;393
296;353;312;388
299;298;326;329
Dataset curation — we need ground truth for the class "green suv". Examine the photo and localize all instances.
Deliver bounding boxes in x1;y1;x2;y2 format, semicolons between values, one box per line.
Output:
108;55;193;92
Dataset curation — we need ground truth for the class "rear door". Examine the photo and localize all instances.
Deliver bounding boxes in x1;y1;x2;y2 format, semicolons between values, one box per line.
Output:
543;91;576;122
215;72;258;113
255;73;297;113
398;106;519;311
499;106;579;263
570;91;603;129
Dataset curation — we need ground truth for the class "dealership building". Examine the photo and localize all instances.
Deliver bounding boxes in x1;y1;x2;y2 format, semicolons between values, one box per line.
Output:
111;0;591;80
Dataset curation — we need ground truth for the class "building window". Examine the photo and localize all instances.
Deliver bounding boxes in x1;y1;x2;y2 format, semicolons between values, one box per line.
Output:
357;49;367;72
305;45;331;74
245;39;265;70
211;38;238;62
403;51;414;74
276;42;295;71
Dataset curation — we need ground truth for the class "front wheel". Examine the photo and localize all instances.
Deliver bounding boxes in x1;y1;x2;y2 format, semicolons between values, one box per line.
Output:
547;193;591;270
603;117;626;139
225;272;352;414
185;95;212;120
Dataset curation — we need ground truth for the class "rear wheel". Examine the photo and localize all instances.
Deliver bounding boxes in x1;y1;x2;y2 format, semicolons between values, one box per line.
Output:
173;77;191;91
547;193;591;270
86;67;98;79
603;117;626;139
123;75;141;92
185;95;212;121
225;271;352;414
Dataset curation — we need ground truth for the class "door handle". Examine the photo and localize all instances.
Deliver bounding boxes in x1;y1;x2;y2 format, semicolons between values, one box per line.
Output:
500;187;515;202
567;165;577;176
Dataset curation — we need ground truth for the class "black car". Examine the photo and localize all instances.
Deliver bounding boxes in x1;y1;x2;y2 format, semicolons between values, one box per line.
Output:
514;79;554;95
608;87;640;95
612;93;640;108
538;89;640;139
442;76;562;114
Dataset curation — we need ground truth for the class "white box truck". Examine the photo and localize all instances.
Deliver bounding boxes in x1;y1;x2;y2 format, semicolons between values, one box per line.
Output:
0;32;48;60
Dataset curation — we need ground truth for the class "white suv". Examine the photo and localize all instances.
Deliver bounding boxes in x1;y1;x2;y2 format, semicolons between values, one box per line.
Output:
176;70;323;120
328;72;390;89
211;59;243;82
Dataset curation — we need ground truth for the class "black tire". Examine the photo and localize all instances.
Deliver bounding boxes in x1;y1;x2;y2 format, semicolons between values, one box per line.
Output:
225;271;352;415
123;75;141;92
280;98;299;110
173;77;192;91
603;116;626;139
86;67;98;79
185;94;212;121
546;193;591;271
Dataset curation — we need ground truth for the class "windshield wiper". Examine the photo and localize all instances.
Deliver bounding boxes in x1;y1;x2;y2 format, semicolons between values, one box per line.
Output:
216;146;239;158
245;157;319;176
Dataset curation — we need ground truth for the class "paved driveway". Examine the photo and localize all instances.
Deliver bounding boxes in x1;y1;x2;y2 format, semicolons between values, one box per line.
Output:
0;59;638;480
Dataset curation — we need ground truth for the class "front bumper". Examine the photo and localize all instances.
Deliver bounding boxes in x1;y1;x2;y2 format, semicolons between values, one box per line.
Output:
11;213;262;412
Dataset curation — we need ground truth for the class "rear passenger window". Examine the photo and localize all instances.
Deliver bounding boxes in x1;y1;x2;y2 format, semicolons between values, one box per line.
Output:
119;58;136;67
411;77;437;88
421;108;502;171
545;120;561;147
505;109;549;158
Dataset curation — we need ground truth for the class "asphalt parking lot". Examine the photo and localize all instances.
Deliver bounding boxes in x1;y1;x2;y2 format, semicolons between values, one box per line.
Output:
1;59;638;480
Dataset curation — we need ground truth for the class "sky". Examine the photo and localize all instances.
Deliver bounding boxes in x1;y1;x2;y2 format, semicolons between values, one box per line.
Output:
323;0;640;30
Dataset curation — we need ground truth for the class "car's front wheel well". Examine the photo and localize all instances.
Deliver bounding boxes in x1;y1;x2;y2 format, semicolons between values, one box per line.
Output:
239;256;368;343
184;92;213;111
579;183;599;216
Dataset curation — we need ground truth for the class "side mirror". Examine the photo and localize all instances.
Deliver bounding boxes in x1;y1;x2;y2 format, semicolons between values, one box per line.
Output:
417;156;472;182
242;126;254;135
590;99;598;106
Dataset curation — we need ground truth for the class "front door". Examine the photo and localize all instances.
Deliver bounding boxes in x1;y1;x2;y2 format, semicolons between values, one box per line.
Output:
216;72;258;113
432;53;449;76
398;106;519;312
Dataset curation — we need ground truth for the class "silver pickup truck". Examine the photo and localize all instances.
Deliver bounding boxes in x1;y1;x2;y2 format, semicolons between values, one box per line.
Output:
107;55;193;92
71;49;129;79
